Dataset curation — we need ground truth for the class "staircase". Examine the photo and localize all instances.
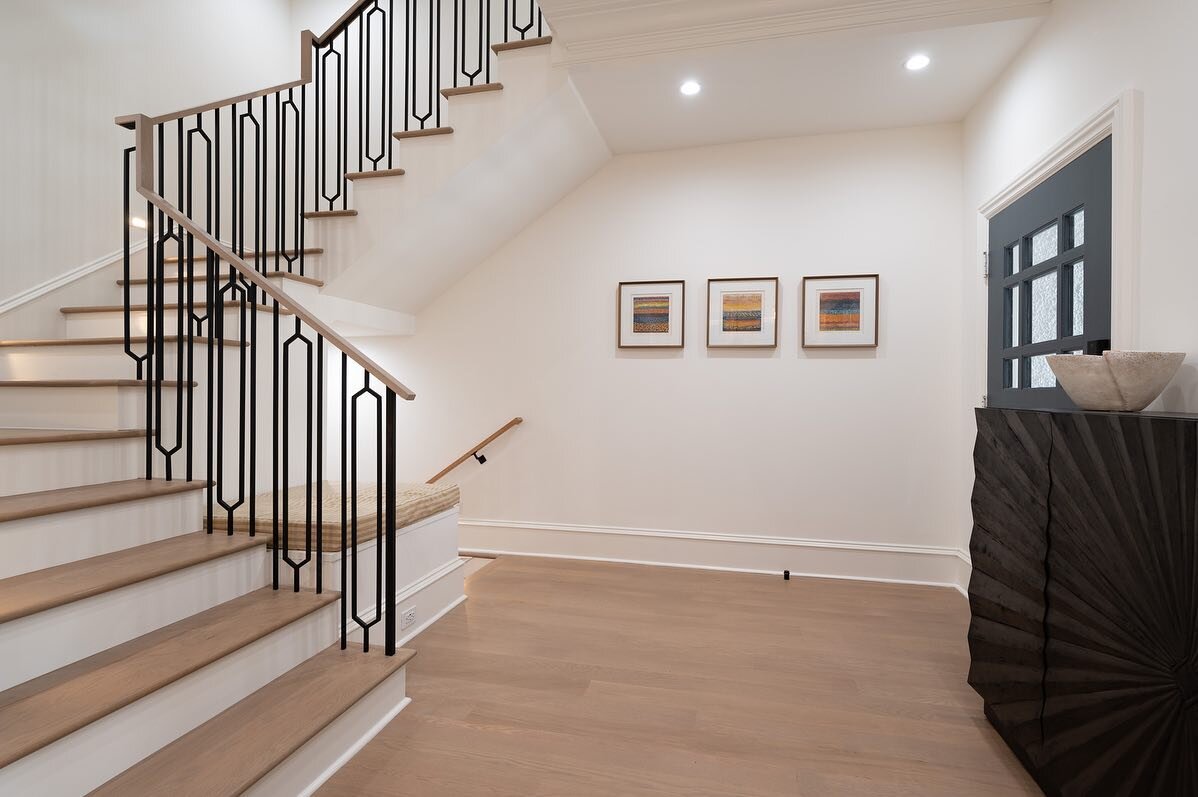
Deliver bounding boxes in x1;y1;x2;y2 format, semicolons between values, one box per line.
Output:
0;0;551;793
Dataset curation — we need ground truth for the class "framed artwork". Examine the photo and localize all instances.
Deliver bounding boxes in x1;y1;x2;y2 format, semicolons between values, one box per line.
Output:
706;277;778;348
801;274;879;348
618;280;685;348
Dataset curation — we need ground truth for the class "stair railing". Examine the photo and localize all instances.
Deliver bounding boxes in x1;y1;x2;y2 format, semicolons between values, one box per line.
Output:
116;0;544;656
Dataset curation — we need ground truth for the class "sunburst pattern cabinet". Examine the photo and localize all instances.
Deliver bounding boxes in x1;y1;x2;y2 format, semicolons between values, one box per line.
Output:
969;407;1198;796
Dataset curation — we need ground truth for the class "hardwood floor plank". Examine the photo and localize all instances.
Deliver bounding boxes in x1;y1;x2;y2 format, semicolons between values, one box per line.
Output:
318;557;1041;796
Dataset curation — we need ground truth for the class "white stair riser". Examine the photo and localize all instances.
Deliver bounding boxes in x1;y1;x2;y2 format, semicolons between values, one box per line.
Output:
122;275;320;305
0;545;268;692
247;666;408;797
65;307;278;339
0;385;162;429
0;345;187;381
0;600;338;797
0;438;143;497
0;490;205;579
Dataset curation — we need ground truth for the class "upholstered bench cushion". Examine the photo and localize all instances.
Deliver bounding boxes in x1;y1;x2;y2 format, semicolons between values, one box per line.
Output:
216;481;460;551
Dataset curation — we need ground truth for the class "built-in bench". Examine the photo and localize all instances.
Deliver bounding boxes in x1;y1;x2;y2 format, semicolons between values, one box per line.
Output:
214;481;466;645
218;480;460;549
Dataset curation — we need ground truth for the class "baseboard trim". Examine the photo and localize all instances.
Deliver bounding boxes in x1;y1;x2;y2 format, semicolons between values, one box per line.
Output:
0;241;147;316
459;518;969;592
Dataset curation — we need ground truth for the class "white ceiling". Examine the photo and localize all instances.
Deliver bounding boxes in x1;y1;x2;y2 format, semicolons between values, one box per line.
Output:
540;0;1049;152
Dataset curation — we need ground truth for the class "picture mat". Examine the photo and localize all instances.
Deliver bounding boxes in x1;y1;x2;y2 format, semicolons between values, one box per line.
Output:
707;278;778;348
619;281;685;347
802;275;878;347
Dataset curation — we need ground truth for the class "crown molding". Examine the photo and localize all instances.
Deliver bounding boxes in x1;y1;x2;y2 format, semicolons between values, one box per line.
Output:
544;0;1052;64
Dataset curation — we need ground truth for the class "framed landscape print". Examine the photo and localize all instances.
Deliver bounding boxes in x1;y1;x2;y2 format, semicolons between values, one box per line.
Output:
618;280;685;348
801;274;879;348
706;277;778;348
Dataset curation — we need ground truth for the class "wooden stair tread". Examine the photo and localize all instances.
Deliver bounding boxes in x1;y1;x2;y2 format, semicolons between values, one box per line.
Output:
346;167;406;180
0;336;243;348
91;644;413;796
393;126;454;140
0;428;144;446
0;587;339;769
0;478;206;524
303;209;358;219
162;248;323;264
492;35;552;53
0;379;192;388
119;271;324;288
61;303;294;315
441;82;503;98
0;531;263;624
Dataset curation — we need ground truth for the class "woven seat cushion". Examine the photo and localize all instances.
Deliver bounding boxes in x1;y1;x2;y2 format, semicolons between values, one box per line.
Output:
215;481;460;551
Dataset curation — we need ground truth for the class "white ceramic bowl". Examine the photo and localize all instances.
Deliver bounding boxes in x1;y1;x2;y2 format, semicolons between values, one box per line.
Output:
1047;351;1185;412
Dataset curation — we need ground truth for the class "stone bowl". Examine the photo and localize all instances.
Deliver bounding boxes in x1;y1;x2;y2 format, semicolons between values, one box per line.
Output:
1047;351;1185;412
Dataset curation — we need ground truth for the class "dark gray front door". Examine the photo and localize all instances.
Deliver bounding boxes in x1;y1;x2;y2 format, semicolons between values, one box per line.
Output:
987;137;1112;410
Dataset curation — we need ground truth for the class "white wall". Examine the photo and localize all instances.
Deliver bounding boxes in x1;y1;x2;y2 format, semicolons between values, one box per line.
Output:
0;0;298;313
959;0;1198;549
353;124;968;586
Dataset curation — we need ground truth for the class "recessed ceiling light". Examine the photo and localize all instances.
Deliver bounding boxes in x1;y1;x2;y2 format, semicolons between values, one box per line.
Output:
905;54;931;72
679;80;702;96
129;216;147;229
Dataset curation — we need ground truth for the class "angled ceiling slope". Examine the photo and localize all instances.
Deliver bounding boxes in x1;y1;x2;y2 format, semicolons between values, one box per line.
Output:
540;0;1053;64
538;0;1052;152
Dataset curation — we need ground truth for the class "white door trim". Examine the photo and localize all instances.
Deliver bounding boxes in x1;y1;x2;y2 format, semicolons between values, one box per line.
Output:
978;89;1143;350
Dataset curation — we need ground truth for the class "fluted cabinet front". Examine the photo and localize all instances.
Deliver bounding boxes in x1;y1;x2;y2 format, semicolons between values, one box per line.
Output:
970;408;1198;797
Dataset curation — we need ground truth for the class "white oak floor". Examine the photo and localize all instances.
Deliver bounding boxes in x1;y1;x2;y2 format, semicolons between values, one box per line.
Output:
319;556;1041;796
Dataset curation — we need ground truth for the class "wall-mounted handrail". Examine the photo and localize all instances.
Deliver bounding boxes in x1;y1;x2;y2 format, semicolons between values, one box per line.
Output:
428;417;523;483
129;116;414;401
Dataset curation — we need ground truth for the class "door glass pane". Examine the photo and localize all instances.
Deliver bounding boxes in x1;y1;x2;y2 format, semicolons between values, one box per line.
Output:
1071;208;1085;247
1031;271;1058;343
1006;286;1020;347
1071;261;1084;336
1008;242;1022;276
1031;224;1059;266
1030;355;1055;388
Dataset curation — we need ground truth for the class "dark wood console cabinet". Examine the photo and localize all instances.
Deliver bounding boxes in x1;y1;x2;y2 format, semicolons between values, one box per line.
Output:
969;408;1198;796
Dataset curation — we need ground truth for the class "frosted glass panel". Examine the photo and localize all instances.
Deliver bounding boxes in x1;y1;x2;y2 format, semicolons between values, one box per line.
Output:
1071;209;1085;247
1009;243;1022;275
1030;355;1055;388
1072;261;1085;336
1006;286;1020;347
1031;225;1058;265
1031;271;1058;343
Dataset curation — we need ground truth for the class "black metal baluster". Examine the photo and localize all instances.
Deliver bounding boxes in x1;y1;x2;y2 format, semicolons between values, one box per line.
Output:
341;352;349;648
317;336;324;593
385;389;397;655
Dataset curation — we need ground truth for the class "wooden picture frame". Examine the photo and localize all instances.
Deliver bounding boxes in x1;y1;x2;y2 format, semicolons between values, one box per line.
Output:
706;277;779;348
618;280;686;348
801;274;880;348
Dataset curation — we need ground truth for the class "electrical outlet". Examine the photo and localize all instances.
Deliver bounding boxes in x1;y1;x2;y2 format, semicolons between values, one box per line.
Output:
400;606;417;631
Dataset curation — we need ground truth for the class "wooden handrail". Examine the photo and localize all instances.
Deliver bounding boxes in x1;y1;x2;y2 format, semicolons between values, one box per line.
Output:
129;115;415;401
428;417;523;483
